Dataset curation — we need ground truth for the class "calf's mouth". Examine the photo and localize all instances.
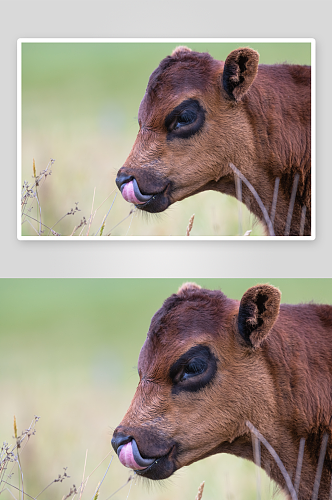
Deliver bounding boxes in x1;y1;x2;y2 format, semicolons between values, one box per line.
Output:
119;178;153;206
111;431;177;480
115;172;171;213
117;438;156;470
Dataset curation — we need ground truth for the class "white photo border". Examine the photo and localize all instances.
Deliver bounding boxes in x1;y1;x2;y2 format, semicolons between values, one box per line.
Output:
17;38;316;241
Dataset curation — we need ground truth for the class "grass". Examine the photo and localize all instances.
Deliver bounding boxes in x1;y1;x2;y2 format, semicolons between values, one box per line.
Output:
5;417;329;500
20;157;266;237
0;416;287;500
20;158;133;237
20;158;306;237
0;416;131;500
0;416;77;500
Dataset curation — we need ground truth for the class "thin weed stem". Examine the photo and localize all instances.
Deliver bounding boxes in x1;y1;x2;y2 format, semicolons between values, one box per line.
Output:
251;433;261;500
284;173;299;236
270;177;280;228
21;159;55;232
294;438;305;496
1;481;36;500
104;475;134;500
299;206;307;236
94;188;117;213
246;421;297;500
23;217;40;235
74;450;114;499
89;458;113;500
229;163;275;236
83;450;113;479
125;208;136;236
86;187;96;236
1;416;40;498
78;450;88;500
35;190;42;236
22;213;60;235
125;474;134;500
311;433;329;500
186;214;195;236
2;486;21;500
235;175;243;236
106;209;135;236
195;481;205;500
94;193;118;236
17;457;24;500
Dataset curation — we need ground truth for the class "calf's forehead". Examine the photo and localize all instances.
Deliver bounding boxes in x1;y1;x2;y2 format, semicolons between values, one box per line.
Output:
138;53;223;123
138;291;236;374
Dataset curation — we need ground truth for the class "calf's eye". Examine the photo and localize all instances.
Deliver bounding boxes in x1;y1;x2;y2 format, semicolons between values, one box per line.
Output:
174;110;197;129
169;345;218;394
181;358;207;381
165;99;205;140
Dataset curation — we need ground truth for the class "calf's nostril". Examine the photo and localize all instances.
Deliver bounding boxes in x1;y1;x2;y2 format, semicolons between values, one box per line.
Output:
115;173;133;191
111;433;132;454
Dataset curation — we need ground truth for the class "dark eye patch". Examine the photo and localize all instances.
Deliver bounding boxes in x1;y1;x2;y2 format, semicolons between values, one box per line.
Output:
169;345;218;394
165;99;205;140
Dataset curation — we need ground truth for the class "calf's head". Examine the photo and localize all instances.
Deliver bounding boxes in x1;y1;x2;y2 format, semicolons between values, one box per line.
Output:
116;46;259;214
112;283;281;480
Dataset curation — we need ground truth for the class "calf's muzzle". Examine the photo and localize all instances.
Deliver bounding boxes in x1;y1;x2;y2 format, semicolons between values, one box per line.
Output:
116;168;172;213
111;426;178;479
115;174;153;205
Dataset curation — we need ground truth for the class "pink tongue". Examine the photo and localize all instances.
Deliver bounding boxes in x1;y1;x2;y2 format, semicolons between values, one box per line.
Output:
121;181;144;205
118;442;147;470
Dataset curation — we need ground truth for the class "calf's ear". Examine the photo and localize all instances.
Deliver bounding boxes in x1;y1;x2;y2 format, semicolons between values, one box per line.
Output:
237;285;281;348
223;47;259;101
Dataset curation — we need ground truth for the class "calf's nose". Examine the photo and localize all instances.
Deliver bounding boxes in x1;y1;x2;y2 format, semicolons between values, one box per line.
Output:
115;172;133;191
111;432;131;454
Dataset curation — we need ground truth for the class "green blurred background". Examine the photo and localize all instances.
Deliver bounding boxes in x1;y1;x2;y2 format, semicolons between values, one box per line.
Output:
0;278;329;500
20;42;311;236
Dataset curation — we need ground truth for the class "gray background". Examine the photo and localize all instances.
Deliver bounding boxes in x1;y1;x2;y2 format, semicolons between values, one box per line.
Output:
2;0;330;278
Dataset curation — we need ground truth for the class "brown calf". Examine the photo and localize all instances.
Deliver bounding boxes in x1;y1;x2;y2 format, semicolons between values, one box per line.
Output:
116;46;311;236
112;283;332;499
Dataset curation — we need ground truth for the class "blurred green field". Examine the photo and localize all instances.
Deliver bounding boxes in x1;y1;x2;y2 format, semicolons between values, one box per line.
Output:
0;278;330;500
20;41;311;237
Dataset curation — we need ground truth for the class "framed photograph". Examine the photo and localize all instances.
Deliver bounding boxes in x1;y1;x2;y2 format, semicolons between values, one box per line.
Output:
18;39;315;239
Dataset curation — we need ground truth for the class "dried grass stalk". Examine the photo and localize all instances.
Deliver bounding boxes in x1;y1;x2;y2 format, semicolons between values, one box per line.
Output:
235;175;243;235
270;177;280;227
246;421;298;500
186;214;195;236
252;433;261;500
311;433;329;500
195;481;205;500
284;173;299;236
294;438;305;495
299;206;307;237
229;163;275;236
